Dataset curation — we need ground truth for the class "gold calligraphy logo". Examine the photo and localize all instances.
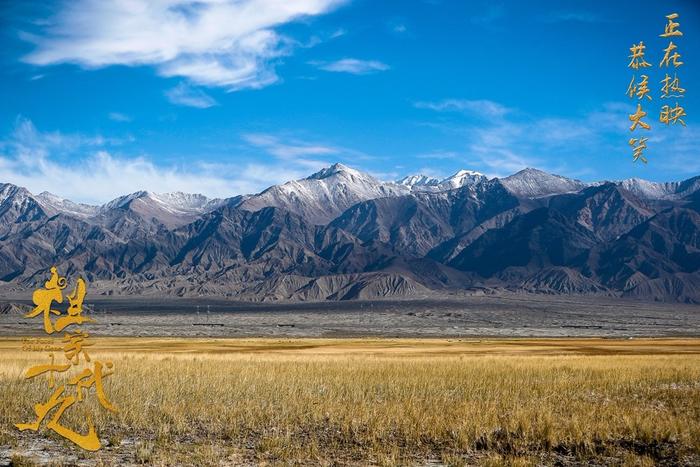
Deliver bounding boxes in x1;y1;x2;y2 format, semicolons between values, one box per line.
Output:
15;267;117;451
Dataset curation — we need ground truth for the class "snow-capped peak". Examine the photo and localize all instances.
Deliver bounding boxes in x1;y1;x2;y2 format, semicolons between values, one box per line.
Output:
149;192;223;212
397;169;487;192
500;168;587;198
101;190;223;214
101;191;151;211
238;163;409;224
396;174;441;188
35;191;100;218
616;178;678;200
452;169;484;177
37;191;65;203
0;183;32;205
306;163;364;180
439;169;487;189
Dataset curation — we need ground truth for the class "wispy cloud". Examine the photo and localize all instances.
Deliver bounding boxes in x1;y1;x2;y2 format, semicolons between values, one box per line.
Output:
416;150;459;160
0;150;237;204
20;0;345;91
0;119;356;203
311;58;390;74
414;99;511;119
330;28;347;39
414;99;652;179
243;133;336;158
241;131;378;169
165;83;218;108
241;133;334;170
645;126;700;175
10;116;129;154
108;112;132;122
416;98;698;180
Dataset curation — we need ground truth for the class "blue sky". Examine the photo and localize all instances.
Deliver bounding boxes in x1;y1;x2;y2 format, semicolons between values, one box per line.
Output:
1;0;699;203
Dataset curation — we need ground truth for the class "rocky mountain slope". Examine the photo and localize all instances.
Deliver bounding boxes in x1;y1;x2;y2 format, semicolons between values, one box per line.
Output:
0;165;698;302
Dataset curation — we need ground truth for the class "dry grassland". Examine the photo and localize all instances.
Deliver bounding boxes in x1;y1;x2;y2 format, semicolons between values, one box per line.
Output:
1;338;699;466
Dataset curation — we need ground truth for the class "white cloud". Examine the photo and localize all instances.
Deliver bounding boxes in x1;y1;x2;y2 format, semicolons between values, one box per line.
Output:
241;132;347;172
165;83;218;108
415;98;699;180
243;133;336;158
10;117;129;154
330;28;347;39
0;148;276;205
414;100;625;178
242;131;378;166
414;99;511;119
644;125;700;175
312;58;390;74
468;140;542;177
21;0;345;91
0;119;357;204
108;112;132;122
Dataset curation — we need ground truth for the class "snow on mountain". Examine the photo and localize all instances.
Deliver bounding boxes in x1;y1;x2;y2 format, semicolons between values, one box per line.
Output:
615;178;687;200
500;168;587;198
93;190;228;234
100;191;224;215
396;174;441;189
306;163;364;180
3;164;700;302
397;169;487;192
4;165;699;233
439;169;487;190
35;192;100;218
147;192;225;214
0;183;34;206
0;183;49;234
99;191;150;212
238;163;411;224
617;178;677;199
602;176;700;200
7;184;227;224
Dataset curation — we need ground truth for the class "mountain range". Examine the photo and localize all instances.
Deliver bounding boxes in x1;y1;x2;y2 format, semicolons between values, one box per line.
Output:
1;163;699;302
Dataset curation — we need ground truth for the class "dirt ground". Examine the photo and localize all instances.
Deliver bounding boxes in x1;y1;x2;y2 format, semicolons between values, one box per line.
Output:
1;294;699;338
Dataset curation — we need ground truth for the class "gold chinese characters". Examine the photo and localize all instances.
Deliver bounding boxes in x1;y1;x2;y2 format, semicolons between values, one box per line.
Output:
626;12;688;163
15;267;117;452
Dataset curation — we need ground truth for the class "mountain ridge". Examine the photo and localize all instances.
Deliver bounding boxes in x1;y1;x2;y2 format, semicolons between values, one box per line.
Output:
1;164;698;303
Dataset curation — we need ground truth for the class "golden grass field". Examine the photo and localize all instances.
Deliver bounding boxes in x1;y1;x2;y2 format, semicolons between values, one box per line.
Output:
1;338;700;466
